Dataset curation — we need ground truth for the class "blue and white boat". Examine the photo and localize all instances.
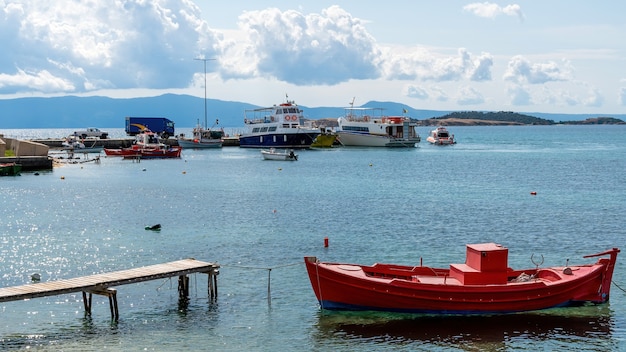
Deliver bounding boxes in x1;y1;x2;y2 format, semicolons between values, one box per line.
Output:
239;98;320;148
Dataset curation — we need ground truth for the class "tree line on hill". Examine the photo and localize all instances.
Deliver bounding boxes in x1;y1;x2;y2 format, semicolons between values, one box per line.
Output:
419;111;626;126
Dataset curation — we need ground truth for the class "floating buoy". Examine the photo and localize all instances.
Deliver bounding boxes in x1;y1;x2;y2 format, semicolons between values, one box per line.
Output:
369;163;373;167
278;168;282;171
530;191;537;196
273;209;277;214
60;176;65;180
31;273;41;282
182;171;186;174
324;237;329;248
142;168;147;171
145;224;162;231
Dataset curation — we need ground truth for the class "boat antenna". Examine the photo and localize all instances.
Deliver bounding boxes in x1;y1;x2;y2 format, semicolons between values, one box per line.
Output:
349;97;355;108
194;57;216;128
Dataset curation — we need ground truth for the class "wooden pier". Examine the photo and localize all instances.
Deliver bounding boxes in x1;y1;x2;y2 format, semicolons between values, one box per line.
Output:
0;258;219;321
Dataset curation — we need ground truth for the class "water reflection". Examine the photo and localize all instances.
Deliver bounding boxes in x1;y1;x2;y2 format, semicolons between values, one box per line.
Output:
314;306;615;350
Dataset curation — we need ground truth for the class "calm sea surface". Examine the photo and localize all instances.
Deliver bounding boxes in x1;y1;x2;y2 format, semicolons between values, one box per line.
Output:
1;125;625;351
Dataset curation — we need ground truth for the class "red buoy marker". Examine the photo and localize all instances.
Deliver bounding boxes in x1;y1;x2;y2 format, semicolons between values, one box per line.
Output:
530;191;537;195
324;237;329;247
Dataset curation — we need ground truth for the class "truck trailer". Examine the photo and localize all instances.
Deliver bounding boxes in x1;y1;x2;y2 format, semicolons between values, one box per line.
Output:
125;117;175;139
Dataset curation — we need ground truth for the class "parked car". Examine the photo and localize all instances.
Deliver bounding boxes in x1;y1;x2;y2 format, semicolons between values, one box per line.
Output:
72;128;109;139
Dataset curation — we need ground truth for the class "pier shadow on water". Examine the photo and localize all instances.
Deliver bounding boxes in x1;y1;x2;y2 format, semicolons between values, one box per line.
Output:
313;305;615;350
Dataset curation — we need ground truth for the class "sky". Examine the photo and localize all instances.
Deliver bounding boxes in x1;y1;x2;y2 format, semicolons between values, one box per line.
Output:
1;1;625;114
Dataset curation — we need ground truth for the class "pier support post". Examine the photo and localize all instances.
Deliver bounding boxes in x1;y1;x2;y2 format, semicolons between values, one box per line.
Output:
207;268;219;301
82;288;119;321
178;275;189;299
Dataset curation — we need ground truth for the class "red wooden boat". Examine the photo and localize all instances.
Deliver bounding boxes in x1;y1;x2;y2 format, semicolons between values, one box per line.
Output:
304;243;620;315
104;130;182;159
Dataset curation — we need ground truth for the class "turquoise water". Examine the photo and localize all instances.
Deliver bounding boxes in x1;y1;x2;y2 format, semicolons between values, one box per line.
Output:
1;125;625;351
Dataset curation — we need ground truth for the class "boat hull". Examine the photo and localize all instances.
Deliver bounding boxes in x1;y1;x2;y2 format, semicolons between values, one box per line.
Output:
0;162;22;176
104;147;182;159
261;150;298;161
337;132;419;147
239;132;319;149
304;247;619;315
177;139;222;149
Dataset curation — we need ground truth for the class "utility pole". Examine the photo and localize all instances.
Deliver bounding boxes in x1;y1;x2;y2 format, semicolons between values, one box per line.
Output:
194;58;216;128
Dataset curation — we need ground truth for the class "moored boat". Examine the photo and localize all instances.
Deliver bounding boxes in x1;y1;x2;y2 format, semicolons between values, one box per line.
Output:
62;136;104;154
261;148;298;161
177;119;224;149
0;162;21;176
310;128;338;148
239;97;320;149
336;103;420;147
304;243;620;315
426;126;456;145
104;130;182;159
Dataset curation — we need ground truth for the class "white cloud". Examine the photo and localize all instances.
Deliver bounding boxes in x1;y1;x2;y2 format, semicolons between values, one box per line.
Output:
456;86;484;105
506;84;531;105
584;87;604;107
503;56;572;84
225;6;382;85
403;84;429;99
463;2;525;22
0;0;223;94
619;87;626;106
384;48;493;82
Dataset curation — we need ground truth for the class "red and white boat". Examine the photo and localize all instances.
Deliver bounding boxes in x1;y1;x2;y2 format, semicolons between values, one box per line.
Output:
304;243;619;315
104;130;182;159
426;126;455;145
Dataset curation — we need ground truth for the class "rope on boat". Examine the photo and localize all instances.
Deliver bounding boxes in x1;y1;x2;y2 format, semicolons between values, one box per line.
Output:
613;280;626;294
222;262;302;305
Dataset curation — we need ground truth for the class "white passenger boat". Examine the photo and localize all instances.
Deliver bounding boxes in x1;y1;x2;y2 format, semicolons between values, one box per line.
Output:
336;104;421;147
239;97;320;149
261;148;298;161
426;126;456;145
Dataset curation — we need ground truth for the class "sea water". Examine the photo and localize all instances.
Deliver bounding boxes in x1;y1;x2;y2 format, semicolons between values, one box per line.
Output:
1;125;625;351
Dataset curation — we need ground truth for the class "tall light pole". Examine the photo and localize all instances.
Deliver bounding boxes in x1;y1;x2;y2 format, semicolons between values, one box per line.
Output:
194;58;215;128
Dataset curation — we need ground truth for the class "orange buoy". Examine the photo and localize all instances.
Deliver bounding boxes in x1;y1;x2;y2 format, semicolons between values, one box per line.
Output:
324;237;329;247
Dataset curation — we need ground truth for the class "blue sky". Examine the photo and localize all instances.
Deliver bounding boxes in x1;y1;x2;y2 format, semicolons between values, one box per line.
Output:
1;1;625;114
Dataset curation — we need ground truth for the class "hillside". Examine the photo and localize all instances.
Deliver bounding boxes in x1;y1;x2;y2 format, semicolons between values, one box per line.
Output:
1;94;625;128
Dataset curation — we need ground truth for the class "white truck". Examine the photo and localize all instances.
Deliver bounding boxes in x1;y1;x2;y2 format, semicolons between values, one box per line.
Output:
72;128;109;139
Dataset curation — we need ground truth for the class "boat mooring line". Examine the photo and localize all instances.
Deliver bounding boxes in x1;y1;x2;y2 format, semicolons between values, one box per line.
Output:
613;280;626;294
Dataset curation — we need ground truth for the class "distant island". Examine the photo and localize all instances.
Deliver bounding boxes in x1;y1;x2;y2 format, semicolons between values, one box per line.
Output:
418;111;626;126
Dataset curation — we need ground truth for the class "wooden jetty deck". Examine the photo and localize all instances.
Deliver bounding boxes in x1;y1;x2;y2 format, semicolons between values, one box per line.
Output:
0;258;219;321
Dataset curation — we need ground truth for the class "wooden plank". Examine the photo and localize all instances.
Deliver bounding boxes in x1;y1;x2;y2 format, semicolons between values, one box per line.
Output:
0;259;219;303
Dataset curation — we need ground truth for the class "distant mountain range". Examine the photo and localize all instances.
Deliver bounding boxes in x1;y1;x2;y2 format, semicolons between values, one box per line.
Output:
1;93;625;129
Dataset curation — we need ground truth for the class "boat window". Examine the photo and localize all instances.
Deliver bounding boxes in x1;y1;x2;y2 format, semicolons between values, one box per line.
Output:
288;108;297;113
344;126;369;132
260;127;268;132
268;126;277;131
282;124;290;128
252;128;260;133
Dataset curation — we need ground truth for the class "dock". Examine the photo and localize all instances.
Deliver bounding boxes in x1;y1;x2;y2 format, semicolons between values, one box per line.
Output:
0;258;219;321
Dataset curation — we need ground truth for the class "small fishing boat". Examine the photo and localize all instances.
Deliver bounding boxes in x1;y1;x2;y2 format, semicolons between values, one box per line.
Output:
62;136;104;154
304;243;620;315
261;148;298;161
104;130;182;159
0;162;21;176
177;120;224;149
426;126;456;145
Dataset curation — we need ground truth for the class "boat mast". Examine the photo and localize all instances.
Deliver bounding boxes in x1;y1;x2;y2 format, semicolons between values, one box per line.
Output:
194;57;215;128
